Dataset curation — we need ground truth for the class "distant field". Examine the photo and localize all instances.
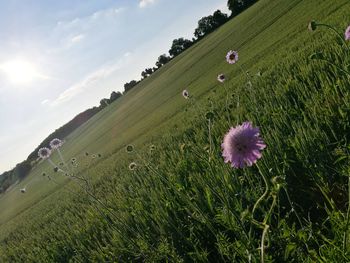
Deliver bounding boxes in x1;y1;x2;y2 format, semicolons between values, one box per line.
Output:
1;0;350;261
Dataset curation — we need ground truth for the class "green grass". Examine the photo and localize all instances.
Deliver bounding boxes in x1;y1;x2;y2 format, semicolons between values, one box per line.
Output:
1;0;350;261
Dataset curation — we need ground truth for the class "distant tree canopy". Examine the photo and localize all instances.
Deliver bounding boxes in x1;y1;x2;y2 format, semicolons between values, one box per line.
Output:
156;54;171;68
169;38;193;57
194;10;228;39
124;80;138;93
100;98;110;108
110;91;122;102
227;0;258;16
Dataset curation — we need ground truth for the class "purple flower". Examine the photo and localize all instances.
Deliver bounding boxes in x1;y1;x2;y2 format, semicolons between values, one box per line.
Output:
222;122;266;168
38;147;51;159
50;138;63;149
182;89;190;99
217;74;226;83
345;25;350;40
226;50;239;64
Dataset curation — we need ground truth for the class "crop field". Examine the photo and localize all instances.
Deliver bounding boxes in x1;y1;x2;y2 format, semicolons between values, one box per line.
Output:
1;0;350;261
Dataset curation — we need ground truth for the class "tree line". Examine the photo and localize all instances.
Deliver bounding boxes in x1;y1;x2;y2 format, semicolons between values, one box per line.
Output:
0;0;259;194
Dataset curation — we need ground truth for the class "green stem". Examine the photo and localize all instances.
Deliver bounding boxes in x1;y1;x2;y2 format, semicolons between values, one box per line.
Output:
252;165;270;217
343;173;350;253
317;23;350;52
208;119;212;162
260;194;277;263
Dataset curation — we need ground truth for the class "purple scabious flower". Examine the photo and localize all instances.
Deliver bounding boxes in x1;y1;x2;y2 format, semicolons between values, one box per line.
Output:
222;122;266;168
217;74;226;83
38;147;51;159
345;25;350;40
182;89;190;99
226;50;239;64
50;138;63;149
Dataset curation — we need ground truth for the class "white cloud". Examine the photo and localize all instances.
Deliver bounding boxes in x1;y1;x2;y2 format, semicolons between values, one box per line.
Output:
139;0;156;8
70;34;85;43
56;7;123;30
41;99;50;105
50;54;132;106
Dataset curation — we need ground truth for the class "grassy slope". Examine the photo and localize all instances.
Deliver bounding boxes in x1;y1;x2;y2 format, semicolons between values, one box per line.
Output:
1;0;350;260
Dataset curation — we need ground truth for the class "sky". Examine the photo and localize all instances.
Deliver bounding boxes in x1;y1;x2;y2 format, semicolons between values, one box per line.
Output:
0;0;229;173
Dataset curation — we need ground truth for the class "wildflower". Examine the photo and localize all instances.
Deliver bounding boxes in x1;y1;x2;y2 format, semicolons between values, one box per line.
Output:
182;89;190;99
129;162;137;171
222;122;266;168
126;145;134;153
53;167;59;173
38;147;51;159
226;50;239;64
149;145;156;152
42;173;46;177
246;81;252;88
308;20;317;31
85;152;89;156
71;158;77;162
50;138;63;149
345;25;350;41
98;154;102;158
217;74;226;83
92;154;97;159
20;188;26;193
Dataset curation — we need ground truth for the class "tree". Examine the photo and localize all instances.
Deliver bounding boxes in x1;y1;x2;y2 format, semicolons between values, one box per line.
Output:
145;68;153;75
194;15;215;39
227;0;257;16
141;70;148;79
141;68;154;79
156;54;171;68
169;38;193;57
212;10;228;26
194;10;228;39
124;80;138;93
100;98;109;108
109;91;122;102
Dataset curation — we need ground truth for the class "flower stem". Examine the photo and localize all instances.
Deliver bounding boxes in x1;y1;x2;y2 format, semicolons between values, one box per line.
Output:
252;164;270;217
343;173;350;253
317;23;350;53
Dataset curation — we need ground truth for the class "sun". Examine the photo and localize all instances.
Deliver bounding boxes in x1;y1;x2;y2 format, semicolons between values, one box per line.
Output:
0;59;44;85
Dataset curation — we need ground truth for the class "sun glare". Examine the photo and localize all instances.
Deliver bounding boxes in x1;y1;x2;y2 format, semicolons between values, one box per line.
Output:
0;59;44;85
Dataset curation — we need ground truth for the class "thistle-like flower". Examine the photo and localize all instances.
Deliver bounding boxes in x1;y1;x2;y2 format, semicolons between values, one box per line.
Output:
126;145;134;153
129;162;137;171
38;147;51;159
182;89;190;99
217;74;226;83
50;138;63;149
222;122;266;168
226;50;239;64
308;20;317;32
345;25;350;40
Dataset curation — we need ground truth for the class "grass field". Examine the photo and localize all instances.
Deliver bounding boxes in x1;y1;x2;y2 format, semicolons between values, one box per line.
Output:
1;0;350;261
